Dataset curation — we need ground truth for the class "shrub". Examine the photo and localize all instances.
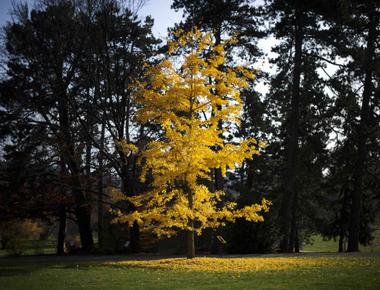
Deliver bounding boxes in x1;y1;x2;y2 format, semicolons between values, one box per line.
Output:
0;219;44;255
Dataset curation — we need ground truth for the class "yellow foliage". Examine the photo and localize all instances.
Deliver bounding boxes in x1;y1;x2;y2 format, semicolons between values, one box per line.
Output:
109;187;128;203
115;140;138;155
107;256;380;273
113;28;269;237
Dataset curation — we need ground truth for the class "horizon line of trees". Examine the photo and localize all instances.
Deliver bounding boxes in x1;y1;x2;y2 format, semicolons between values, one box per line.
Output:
0;0;379;255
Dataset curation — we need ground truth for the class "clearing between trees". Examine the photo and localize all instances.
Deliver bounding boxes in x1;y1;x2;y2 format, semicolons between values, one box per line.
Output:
0;253;379;290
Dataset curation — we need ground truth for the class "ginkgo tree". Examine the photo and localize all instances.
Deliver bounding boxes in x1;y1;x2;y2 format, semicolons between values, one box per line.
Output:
112;28;270;258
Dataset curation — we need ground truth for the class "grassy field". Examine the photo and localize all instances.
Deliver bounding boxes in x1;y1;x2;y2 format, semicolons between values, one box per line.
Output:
304;230;380;253
0;254;379;290
0;240;56;257
1;232;379;289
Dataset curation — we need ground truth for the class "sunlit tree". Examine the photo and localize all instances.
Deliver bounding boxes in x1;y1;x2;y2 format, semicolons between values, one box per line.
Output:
112;29;270;258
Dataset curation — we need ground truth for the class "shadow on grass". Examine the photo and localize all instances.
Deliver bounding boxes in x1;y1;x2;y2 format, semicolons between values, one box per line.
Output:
0;259;100;278
0;266;32;277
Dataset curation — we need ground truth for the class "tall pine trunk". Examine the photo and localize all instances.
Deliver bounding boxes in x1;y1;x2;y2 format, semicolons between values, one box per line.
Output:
97;122;105;249
75;204;93;250
58;93;93;251
210;25;224;255
57;205;66;255
57;160;67;254
279;9;303;252
338;232;345;252
120;164;140;252
290;190;299;252
347;7;376;252
338;187;349;252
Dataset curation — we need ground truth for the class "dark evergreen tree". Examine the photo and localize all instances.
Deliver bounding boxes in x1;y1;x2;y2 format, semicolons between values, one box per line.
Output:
170;0;270;253
87;0;159;252
0;0;159;252
312;0;380;251
1;0;96;250
264;0;334;252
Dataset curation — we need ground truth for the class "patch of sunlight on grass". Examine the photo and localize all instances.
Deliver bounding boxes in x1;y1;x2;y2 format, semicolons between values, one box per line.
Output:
304;235;339;252
106;255;380;273
2;254;380;289
304;230;380;253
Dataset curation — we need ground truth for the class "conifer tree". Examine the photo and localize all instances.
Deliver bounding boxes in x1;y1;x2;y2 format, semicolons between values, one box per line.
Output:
263;0;335;252
312;0;380;252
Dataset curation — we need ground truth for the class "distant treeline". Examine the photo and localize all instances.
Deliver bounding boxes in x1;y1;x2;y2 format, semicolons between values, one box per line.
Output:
0;0;378;255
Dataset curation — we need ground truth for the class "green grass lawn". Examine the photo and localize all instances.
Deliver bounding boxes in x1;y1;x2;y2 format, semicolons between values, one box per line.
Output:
0;254;379;290
304;230;380;253
0;239;56;257
1;232;379;289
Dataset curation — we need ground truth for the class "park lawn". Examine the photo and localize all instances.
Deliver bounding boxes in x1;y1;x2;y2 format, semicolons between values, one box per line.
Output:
304;230;380;253
0;254;379;290
0;239;56;257
303;235;339;252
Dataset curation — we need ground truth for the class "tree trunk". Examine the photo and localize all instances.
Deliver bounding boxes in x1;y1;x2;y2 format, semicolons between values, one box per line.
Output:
57;206;66;255
208;24;224;255
338;187;348;252
71;172;94;250
97;122;105;249
290;190;299;252
338;232;344;252
210;230;218;254
294;228;300;253
130;221;140;252
279;9;303;252
210;167;224;254
183;182;196;258
120;163;140;252
58;92;94;251
213;25;223;193
187;230;195;259
97;182;104;250
75;204;93;251
347;7;376;252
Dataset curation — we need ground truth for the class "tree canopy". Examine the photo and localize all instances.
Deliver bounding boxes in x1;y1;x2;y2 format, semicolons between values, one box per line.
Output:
111;29;270;258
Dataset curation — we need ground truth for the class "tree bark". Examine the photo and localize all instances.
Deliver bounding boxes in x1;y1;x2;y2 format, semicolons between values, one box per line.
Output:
58;93;94;251
183;182;195;258
294;228;300;253
97;122;105;249
130;221;140;252
57;205;66;255
290;190;299;252
279;9;303;252
74;203;93;251
338;187;348;252
210;24;224;255
347;7;376;252
120;162;140;252
186;229;195;259
338;232;344;252
213;25;223;194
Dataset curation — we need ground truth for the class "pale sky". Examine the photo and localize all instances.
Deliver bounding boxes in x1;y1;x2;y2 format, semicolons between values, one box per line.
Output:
139;0;183;39
0;0;183;37
0;0;277;94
